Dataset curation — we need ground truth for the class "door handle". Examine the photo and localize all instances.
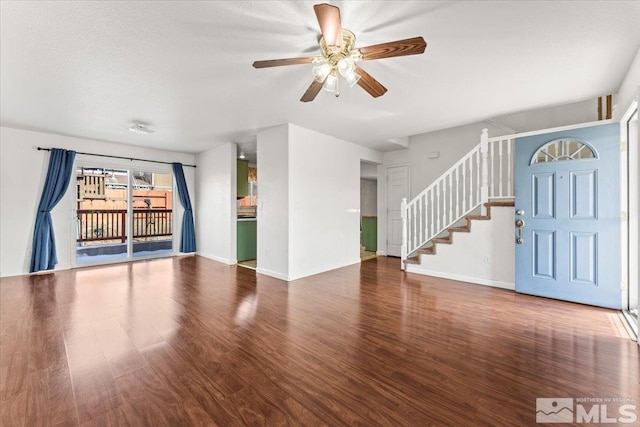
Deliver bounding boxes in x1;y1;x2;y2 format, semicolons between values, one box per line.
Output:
515;219;525;244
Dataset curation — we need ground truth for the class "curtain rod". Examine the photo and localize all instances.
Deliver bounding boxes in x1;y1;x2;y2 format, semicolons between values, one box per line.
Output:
36;147;196;168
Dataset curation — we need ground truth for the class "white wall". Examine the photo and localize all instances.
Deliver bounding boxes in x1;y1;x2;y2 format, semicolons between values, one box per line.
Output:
408;121;509;197
0;126;195;277
196;142;236;264
256;125;290;280
288;124;371;280
360;179;377;217
493;99;598;134
256;123;382;281
406;206;515;289
360;162;378;180
615;47;640;121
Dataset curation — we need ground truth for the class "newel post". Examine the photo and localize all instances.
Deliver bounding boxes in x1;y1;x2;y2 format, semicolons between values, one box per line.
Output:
480;128;489;216
401;197;407;270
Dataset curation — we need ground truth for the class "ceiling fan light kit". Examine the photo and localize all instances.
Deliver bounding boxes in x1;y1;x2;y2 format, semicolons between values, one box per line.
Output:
252;3;427;102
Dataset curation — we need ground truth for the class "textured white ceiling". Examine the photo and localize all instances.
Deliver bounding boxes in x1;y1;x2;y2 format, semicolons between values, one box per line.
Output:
1;1;639;154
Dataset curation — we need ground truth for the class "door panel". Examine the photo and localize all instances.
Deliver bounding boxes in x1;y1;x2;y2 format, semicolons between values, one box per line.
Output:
570;231;597;285
386;165;409;257
76;167;130;264
515;123;620;309
532;173;555;218
570;170;597;219
532;230;555;279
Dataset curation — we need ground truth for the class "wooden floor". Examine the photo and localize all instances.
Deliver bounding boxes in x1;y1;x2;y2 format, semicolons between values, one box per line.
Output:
1;256;638;426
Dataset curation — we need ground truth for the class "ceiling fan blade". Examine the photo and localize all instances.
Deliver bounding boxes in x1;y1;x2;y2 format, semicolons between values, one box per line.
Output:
300;79;324;102
314;3;342;49
253;56;320;68
355;66;387;98
357;37;427;61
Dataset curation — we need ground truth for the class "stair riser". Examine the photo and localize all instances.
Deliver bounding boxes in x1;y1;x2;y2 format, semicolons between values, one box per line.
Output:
405;201;514;265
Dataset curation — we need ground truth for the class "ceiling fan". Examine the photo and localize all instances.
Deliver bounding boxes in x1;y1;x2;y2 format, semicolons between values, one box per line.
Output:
252;3;427;102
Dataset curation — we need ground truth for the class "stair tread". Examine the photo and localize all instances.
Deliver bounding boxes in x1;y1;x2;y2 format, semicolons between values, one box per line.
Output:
486;201;515;207
466;215;490;220
406;198;514;266
432;238;452;244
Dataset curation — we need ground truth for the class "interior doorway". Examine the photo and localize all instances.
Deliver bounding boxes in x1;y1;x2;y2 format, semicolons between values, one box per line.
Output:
236;139;258;270
360;161;379;262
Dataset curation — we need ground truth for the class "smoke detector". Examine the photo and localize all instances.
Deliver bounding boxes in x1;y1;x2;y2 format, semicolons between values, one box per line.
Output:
129;121;154;135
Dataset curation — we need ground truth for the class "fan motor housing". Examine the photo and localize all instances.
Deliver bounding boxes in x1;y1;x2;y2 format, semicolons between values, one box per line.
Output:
319;29;357;61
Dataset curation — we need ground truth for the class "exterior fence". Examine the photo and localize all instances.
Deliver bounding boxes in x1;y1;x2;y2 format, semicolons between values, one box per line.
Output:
77;209;172;244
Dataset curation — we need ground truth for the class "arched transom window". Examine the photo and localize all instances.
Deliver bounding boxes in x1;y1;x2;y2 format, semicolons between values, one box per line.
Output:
530;138;598;165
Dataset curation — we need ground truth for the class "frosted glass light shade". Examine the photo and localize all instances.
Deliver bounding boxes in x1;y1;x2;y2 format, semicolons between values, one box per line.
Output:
337;58;355;77
322;74;337;92
312;63;331;83
344;70;360;87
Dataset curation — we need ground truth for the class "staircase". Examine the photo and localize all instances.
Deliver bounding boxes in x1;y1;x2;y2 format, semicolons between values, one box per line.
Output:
401;129;515;269
404;200;514;264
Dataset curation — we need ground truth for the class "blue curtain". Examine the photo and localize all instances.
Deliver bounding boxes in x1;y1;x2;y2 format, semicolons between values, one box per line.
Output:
30;149;76;273
172;163;196;253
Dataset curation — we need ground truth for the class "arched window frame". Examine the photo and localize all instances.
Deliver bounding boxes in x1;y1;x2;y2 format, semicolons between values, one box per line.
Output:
530;138;599;165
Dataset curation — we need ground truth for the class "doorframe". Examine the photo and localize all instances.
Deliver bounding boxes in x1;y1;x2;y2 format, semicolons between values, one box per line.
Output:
382;163;410;257
506;115;637;318
70;159;178;268
620;95;639;339
359;160;381;261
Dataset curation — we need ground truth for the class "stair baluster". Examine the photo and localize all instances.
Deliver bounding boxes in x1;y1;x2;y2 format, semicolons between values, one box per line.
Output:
401;129;515;266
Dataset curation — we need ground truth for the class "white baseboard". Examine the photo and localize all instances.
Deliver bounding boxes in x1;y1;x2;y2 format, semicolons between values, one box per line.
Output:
197;252;234;265
256;267;289;281
376;250;387;256
257;259;362;282
406;266;515;290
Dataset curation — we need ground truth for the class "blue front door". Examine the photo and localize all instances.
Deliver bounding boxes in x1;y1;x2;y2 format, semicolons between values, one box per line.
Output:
514;123;621;309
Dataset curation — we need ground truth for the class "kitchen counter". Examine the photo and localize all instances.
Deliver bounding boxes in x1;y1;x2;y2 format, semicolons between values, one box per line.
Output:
237;217;256;222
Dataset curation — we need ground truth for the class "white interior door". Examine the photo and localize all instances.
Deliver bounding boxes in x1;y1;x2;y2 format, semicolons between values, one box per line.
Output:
386;165;409;257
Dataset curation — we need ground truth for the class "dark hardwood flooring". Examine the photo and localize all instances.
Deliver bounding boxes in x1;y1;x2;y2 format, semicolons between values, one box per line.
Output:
1;256;638;426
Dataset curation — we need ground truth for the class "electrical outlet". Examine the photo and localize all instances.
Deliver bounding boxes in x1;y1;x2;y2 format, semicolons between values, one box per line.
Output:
483;255;491;264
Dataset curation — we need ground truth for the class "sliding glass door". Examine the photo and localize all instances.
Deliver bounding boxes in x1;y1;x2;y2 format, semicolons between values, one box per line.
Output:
131;170;173;258
75;165;173;265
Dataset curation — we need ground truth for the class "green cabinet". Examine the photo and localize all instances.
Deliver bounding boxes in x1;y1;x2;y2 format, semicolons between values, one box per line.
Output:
361;216;377;251
237;159;249;197
237;220;257;261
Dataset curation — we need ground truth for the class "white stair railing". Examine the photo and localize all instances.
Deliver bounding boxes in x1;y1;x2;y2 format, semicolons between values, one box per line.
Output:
401;129;515;268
